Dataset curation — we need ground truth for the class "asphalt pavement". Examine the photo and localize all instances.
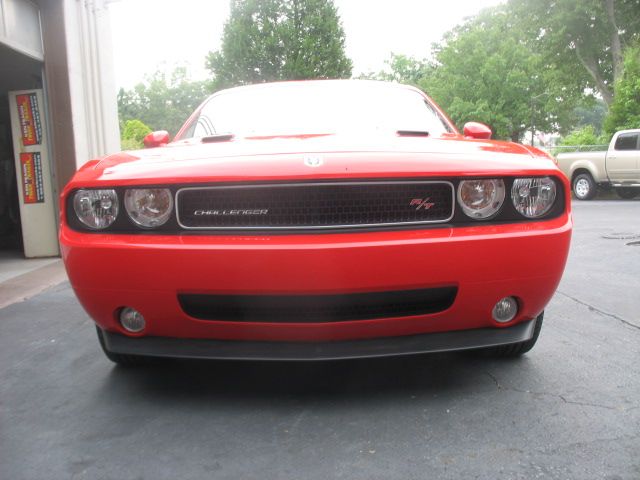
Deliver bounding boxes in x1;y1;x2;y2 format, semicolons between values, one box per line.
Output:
1;199;639;480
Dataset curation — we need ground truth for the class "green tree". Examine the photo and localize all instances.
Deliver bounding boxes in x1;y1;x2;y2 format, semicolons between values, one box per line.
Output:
118;67;210;137
358;53;432;87
573;98;608;135
206;0;352;90
509;0;640;106
604;44;640;136
120;119;152;150
421;6;581;142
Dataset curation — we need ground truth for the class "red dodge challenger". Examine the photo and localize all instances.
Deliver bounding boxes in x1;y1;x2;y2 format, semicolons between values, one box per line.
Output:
60;80;572;365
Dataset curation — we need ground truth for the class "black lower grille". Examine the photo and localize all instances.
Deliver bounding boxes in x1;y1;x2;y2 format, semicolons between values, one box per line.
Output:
176;181;454;230
178;287;457;323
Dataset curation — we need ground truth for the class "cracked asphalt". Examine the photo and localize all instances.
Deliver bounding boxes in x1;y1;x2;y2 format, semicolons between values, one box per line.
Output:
1;199;639;480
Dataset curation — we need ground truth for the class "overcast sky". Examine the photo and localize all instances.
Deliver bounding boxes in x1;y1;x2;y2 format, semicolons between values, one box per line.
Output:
109;0;503;88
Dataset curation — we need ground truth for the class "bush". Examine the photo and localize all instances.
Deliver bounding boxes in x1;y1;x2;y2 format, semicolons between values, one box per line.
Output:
554;126;608;154
120;119;152;150
560;125;598;146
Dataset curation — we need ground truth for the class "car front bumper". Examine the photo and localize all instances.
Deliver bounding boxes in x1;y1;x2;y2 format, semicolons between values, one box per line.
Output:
60;213;571;345
99;318;537;361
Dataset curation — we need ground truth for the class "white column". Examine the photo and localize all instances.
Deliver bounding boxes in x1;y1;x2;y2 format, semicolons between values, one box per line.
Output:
64;0;120;169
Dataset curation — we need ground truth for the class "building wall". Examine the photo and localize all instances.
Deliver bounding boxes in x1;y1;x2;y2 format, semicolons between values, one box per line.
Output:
0;0;43;61
38;0;75;196
4;0;120;186
1;0;120;256
63;0;120;168
38;0;120;193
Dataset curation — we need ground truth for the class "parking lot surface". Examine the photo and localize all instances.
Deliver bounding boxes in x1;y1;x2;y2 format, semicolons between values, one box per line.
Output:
1;200;639;480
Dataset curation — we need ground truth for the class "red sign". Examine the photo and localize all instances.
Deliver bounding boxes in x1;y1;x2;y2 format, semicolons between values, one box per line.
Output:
16;93;42;146
20;152;45;204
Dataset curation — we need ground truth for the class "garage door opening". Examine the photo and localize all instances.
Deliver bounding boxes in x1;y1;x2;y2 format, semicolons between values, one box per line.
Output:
0;43;57;259
0;101;21;252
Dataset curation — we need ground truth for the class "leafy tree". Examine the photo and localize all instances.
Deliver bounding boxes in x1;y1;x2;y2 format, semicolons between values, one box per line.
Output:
120;119;152;150
604;44;640;136
573;98;608;135
358;53;431;87
118;67;210;138
509;0;640;106
421;6;581;142
206;0;352;90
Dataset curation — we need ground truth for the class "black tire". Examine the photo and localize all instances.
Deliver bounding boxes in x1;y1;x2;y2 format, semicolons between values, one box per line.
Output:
572;173;597;200
482;312;544;358
96;327;150;367
615;188;639;200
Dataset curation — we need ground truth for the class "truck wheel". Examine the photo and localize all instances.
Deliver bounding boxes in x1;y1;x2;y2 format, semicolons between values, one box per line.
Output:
572;173;597;200
616;188;639;199
96;327;151;367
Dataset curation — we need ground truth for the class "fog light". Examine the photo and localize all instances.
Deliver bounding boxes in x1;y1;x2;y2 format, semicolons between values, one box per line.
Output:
492;297;518;323
119;307;145;333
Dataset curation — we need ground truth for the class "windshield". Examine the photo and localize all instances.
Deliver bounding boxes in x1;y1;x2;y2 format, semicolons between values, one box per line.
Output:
178;82;452;139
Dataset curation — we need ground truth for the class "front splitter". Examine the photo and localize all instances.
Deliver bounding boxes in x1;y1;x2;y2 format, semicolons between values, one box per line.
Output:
99;319;536;361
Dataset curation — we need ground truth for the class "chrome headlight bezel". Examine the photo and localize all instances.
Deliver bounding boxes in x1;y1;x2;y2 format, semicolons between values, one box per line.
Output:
124;188;174;228
72;189;119;230
511;177;557;218
456;179;506;220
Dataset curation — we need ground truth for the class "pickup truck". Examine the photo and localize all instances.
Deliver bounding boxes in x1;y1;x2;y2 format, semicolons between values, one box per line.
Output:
556;129;640;200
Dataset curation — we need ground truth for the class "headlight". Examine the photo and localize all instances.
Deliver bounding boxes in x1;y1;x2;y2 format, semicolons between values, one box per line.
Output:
73;189;119;229
511;177;556;218
124;188;173;228
457;179;505;219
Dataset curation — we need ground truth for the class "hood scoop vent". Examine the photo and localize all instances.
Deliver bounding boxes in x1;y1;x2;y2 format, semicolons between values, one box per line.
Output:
201;133;235;143
397;130;429;137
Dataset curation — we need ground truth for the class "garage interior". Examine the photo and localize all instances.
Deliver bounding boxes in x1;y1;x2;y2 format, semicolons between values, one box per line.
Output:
0;43;44;255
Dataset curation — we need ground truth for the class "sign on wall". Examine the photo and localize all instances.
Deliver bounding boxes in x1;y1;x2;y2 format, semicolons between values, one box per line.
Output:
16;93;43;146
9;89;59;258
19;152;45;204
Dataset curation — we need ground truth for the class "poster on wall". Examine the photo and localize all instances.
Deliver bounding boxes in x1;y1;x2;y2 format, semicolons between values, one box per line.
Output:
9;89;59;257
16;93;42;146
20;152;45;204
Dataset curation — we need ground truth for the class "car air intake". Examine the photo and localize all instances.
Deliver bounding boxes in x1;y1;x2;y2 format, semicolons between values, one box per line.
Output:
178;286;457;323
176;181;454;230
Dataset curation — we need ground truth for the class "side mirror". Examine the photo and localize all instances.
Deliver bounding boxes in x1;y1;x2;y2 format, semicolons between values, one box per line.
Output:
143;130;170;148
463;122;492;140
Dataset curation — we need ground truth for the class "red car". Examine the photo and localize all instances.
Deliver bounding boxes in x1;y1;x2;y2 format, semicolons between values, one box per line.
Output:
60;80;572;365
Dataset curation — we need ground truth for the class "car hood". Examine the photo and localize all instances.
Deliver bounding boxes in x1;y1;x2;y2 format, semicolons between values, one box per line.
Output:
85;134;557;184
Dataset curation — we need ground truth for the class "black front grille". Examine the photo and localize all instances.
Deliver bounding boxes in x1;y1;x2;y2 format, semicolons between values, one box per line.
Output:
178;287;457;323
176;181;454;230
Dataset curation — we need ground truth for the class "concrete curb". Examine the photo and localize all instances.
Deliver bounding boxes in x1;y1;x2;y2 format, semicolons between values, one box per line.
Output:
0;260;68;310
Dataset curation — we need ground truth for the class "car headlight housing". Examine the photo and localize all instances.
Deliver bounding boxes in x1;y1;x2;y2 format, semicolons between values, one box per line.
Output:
73;189;119;229
457;179;505;219
124;188;173;228
511;177;556;218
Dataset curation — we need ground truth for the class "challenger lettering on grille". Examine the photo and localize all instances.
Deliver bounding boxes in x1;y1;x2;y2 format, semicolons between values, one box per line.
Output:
194;209;269;216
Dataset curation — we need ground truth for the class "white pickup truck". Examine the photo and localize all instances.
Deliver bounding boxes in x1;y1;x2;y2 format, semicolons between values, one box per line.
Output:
556;129;640;200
